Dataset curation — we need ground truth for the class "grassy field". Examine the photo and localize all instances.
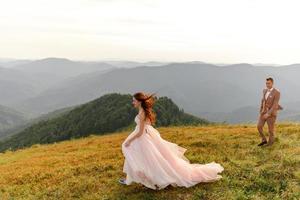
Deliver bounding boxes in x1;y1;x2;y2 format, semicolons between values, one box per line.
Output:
0;123;299;200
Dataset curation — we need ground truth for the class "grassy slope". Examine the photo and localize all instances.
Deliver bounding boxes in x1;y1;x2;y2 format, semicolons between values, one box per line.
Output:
0;124;299;200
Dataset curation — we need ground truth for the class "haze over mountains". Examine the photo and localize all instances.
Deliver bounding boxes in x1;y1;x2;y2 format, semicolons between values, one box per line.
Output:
0;104;27;135
1;57;300;125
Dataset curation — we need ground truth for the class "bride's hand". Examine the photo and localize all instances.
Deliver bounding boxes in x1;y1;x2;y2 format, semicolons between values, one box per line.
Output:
125;141;131;147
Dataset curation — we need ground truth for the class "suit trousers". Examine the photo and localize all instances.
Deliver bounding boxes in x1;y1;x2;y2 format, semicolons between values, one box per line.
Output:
257;114;277;142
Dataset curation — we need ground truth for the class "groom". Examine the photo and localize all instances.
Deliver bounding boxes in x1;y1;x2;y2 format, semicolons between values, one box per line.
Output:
257;77;282;146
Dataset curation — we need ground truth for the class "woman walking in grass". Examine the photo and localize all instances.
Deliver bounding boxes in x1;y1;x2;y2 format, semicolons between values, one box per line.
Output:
119;92;224;190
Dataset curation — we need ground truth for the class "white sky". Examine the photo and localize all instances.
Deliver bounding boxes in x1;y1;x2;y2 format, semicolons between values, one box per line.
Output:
0;0;299;64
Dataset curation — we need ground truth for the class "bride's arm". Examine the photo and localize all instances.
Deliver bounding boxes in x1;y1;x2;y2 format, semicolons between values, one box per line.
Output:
125;114;146;146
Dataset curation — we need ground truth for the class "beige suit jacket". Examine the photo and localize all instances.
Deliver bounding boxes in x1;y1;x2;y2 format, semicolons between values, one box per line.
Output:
260;88;282;116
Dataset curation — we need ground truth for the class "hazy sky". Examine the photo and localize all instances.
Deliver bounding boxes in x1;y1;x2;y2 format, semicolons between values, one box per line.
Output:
0;0;299;64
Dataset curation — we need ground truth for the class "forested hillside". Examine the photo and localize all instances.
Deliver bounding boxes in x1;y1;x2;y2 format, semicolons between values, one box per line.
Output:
0;94;208;152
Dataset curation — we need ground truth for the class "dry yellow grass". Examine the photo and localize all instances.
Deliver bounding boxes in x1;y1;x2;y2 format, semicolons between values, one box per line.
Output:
0;123;299;200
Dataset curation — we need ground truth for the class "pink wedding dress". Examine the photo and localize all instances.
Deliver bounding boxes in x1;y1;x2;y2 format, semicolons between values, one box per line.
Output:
121;114;224;190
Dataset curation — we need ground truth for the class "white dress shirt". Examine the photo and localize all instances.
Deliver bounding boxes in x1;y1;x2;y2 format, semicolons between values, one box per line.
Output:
265;87;274;100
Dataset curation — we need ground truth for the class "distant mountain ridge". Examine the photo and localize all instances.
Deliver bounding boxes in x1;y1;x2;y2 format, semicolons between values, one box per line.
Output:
1;58;300;123
12;62;300;123
0;105;77;141
12;57;116;89
0;93;208;152
0;105;27;138
0;58;117;109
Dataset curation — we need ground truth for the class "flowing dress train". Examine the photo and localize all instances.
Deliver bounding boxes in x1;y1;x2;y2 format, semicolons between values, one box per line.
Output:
121;115;224;190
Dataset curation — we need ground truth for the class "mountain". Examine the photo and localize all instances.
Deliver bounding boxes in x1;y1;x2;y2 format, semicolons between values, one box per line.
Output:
13;63;300;122
13;63;253;115
0;105;76;141
0;93;208;152
0;66;41;106
0;58;116;111
201;102;300;123
3;59;300;123
0;59;32;68
12;57;116;89
103;60;168;68
0;123;299;199
0;105;27;138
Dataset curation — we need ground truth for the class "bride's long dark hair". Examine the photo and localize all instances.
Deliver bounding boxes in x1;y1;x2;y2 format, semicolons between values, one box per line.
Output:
133;92;156;125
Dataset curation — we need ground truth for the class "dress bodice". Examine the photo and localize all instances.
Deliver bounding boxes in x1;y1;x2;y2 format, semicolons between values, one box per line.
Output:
135;114;152;126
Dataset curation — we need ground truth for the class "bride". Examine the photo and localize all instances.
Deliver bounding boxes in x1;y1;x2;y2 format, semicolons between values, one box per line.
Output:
120;92;224;190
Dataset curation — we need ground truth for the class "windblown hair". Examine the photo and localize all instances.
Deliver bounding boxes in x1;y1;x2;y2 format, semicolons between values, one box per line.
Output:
133;92;156;125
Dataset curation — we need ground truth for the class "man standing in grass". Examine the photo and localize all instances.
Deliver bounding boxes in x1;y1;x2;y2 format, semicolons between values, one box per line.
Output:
257;77;282;146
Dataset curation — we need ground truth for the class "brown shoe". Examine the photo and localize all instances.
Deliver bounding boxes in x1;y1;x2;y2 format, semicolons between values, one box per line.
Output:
258;140;268;146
